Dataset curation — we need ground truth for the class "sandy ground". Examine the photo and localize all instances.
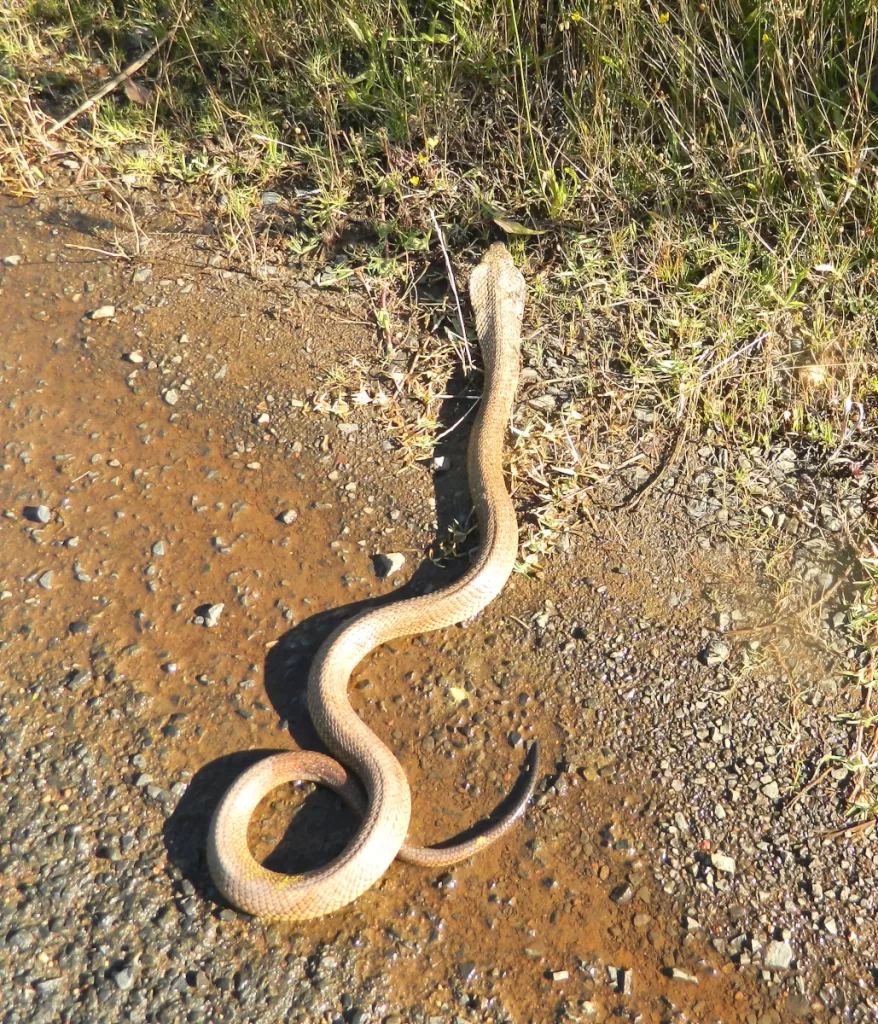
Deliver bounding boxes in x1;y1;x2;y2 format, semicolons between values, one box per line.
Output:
0;191;876;1024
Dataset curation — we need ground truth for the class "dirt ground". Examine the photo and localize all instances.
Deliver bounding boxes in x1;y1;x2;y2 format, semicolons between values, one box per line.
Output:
1;190;876;1024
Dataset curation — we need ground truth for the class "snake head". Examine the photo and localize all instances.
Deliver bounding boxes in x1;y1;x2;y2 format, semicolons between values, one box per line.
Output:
469;244;527;371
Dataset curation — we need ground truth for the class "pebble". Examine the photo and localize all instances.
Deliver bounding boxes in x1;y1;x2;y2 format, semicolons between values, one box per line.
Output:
163;389;179;406
33;977;62;994
763;939;793;970
89;304;116;320
668;968;698;984
204;603;224;628
111;965;136;990
550;970;569;982
67;669;91;691
152;540;166;556
700;638;730;667
126;350;144;364
132;266;152;283
374;552;405;578
25;504;51;524
456;961;476;983
710;851;735;874
37;570;54;589
278;508;299;525
3;254;22;266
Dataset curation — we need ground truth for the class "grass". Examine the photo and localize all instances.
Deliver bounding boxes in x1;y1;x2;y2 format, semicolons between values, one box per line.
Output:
1;0;877;815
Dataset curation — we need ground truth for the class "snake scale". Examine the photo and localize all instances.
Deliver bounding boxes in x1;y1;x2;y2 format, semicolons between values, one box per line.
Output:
207;243;537;920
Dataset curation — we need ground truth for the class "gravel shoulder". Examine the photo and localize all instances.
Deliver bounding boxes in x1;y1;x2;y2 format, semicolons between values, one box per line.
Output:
0;193;876;1024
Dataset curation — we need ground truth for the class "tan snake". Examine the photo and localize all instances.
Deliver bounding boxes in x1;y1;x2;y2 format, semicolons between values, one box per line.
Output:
207;243;537;920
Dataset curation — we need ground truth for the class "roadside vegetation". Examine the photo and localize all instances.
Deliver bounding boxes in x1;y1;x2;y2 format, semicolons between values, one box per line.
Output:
1;0;877;826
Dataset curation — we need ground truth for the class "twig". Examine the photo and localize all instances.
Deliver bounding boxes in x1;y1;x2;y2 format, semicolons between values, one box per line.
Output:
785;764;835;812
64;243;132;260
725;619;784;639
428;210;471;371
506;615;532;631
824;819;875;840
617;414;689;512
433;399;480;443
806;550;857;619
47;30;175;136
699;331;769;382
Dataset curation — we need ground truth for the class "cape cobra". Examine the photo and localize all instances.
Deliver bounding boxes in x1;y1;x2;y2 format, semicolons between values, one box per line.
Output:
207;243;538;920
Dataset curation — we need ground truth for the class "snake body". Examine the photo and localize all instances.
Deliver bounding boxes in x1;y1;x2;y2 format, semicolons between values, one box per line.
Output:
207;243;534;920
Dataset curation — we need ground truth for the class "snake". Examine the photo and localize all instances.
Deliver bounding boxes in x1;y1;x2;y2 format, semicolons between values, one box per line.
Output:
207;243;537;920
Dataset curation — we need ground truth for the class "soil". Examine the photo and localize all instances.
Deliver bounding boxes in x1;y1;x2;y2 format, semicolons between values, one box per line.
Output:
0;190;876;1024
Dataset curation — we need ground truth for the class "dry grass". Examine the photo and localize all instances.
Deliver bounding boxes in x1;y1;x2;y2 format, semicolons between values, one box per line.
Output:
2;0;876;558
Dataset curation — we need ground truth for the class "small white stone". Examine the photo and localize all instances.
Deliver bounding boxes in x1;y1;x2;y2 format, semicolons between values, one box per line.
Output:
669;968;698;984
375;552;406;578
710;851;736;875
204;603;224;628
126;351;144;364
3;255;22;266
163;389;179;406
89;305;116;320
764;939;793;970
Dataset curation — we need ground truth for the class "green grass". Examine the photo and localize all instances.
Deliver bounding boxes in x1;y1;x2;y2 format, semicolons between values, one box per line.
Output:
1;0;875;502
1;0;875;530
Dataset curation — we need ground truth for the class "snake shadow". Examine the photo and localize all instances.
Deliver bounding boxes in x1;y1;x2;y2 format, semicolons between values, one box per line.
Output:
164;356;540;905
